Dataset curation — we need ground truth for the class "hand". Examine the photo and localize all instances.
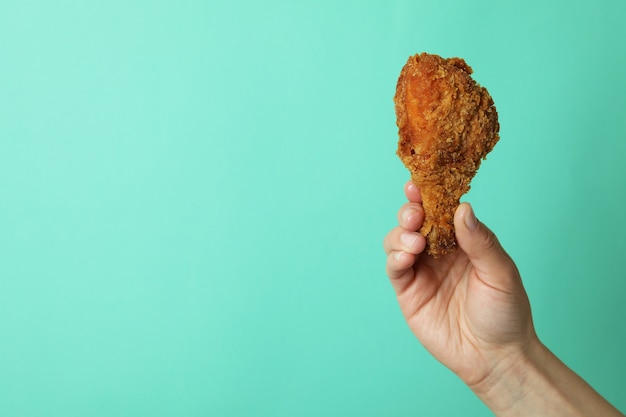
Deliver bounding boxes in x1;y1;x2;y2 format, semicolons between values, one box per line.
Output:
383;181;536;387
384;181;625;417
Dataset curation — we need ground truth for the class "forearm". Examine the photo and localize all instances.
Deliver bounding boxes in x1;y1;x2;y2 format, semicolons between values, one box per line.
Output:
471;339;625;417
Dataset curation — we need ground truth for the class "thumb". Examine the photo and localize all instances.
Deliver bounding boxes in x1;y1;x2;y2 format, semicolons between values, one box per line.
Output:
454;203;516;288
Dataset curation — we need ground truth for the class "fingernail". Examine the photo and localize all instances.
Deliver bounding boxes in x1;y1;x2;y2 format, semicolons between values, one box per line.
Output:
464;205;478;231
401;232;418;248
402;208;416;222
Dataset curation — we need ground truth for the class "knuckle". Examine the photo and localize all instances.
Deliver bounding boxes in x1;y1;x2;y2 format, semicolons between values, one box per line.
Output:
384;228;402;253
481;230;495;250
480;228;500;253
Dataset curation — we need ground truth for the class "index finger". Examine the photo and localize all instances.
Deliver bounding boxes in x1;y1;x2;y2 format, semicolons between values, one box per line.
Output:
404;180;422;203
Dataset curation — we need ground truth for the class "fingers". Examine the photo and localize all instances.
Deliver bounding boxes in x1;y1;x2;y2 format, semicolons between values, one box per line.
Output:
383;181;425;291
404;181;422;203
396;201;425;232
383;226;426;255
386;250;417;281
454;203;518;290
383;201;425;254
383;199;426;288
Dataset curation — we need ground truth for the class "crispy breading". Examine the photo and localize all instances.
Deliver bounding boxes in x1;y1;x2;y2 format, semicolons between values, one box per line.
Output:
394;53;499;257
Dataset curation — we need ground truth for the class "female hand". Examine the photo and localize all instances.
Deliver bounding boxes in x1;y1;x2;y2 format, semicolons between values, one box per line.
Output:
384;181;625;417
383;181;536;388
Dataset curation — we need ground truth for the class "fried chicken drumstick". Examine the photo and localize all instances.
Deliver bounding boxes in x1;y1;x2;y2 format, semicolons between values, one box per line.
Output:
394;53;500;257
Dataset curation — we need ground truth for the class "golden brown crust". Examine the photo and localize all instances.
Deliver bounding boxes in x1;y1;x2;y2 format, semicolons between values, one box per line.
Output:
394;53;499;257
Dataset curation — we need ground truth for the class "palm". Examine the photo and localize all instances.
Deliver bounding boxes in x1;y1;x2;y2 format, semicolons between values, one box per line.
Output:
395;249;530;385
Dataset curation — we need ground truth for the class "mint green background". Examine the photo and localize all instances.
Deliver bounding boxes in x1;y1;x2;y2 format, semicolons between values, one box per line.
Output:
1;0;625;415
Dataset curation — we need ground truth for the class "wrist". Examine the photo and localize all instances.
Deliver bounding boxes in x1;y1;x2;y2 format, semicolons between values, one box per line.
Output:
469;336;624;417
468;336;574;416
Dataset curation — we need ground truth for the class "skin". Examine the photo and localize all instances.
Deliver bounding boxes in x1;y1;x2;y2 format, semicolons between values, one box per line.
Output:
383;181;625;416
